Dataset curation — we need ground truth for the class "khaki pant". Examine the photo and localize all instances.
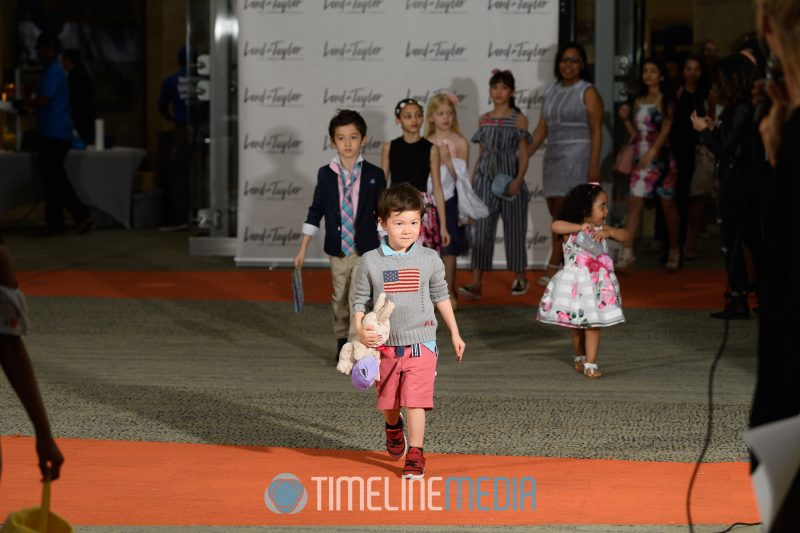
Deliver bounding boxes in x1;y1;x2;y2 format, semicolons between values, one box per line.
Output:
329;253;361;340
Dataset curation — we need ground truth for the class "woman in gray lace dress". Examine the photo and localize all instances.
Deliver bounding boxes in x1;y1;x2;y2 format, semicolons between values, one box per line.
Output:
527;42;604;286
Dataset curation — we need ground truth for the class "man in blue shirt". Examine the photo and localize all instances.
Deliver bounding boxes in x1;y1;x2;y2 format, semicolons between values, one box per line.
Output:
158;47;189;127
25;32;91;235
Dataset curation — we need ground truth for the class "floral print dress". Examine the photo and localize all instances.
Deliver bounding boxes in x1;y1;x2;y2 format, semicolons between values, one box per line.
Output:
537;230;625;329
629;100;678;199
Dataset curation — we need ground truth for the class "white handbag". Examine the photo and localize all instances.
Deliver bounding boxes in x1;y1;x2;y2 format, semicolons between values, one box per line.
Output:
428;158;489;224
451;159;488;223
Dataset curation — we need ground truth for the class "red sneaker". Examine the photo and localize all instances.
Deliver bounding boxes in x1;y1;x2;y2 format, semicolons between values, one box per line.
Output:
385;415;407;460
402;447;425;479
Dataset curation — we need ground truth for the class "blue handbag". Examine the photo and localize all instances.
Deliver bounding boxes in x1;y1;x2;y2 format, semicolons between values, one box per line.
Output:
491;174;514;201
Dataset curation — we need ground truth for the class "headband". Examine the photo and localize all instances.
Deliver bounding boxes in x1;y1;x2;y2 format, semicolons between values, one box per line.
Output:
394;98;422;117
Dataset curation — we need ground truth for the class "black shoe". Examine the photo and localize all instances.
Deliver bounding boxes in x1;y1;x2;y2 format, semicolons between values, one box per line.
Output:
336;338;347;361
511;279;529;296
710;299;750;320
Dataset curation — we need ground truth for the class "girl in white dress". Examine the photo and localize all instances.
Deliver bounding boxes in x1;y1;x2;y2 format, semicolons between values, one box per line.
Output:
537;184;629;378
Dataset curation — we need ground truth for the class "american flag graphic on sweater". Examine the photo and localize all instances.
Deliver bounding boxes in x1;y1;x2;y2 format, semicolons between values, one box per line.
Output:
382;269;420;293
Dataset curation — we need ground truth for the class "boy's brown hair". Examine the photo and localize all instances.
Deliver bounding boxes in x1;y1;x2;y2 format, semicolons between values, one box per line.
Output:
377;183;426;221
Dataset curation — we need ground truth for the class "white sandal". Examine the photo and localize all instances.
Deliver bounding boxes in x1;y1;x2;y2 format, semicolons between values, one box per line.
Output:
574;356;586;373
583;362;602;379
665;248;680;272
616;248;636;272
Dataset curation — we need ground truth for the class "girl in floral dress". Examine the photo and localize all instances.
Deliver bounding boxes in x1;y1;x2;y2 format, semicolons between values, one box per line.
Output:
617;59;681;272
537;184;629;378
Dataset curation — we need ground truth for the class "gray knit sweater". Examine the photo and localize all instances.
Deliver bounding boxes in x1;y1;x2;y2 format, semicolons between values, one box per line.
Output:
352;243;449;346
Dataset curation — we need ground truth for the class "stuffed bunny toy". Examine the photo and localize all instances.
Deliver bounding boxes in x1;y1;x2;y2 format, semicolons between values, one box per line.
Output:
336;292;394;375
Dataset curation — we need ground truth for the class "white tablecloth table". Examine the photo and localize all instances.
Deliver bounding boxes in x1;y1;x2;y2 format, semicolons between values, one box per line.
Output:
0;147;146;228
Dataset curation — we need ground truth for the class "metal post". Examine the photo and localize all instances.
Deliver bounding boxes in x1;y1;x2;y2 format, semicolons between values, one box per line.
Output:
208;0;232;237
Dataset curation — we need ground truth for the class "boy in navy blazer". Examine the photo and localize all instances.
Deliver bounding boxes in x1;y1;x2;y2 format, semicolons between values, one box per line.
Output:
294;110;386;358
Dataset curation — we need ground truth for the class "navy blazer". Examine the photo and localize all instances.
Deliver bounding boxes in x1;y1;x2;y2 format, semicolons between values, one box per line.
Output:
304;160;386;257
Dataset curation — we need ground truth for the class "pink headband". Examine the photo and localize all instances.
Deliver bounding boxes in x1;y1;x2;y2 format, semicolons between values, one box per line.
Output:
492;68;511;75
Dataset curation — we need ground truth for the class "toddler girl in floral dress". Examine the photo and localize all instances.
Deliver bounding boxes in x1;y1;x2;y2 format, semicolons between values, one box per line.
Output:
537;183;629;378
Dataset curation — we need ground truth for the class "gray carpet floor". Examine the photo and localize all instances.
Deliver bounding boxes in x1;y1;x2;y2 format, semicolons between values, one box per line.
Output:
2;300;756;463
0;229;759;532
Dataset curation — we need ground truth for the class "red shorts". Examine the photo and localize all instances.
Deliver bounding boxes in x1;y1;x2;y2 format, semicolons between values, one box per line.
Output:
376;344;438;410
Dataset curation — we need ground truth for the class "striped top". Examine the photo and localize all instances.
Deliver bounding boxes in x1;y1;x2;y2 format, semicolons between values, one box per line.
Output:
471;110;533;183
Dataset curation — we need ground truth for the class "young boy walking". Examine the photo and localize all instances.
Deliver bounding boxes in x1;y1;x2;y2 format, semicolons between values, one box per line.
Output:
295;110;386;359
352;183;465;479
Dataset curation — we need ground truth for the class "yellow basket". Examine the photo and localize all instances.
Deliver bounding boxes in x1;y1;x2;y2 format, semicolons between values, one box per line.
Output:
1;478;72;533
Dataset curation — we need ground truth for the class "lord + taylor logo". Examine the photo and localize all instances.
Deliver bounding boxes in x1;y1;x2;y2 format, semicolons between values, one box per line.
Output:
322;0;386;13
405;41;468;61
515;88;545;109
242;40;303;60
244;226;303;246
243;133;303;154
323;41;385;61
486;0;551;13
242;0;303;13
526;231;549;249
322;87;384;108
242;87;304;107
243;180;304;200
487;41;552;62
405;0;468;13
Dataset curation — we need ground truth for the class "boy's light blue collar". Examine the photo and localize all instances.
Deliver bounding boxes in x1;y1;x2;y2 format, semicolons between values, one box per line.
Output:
380;236;415;256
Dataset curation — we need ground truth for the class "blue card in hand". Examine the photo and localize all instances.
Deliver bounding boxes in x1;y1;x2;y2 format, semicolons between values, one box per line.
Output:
292;267;304;314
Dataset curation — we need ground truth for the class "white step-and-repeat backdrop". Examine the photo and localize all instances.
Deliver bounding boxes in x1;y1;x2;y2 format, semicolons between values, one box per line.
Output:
235;0;557;268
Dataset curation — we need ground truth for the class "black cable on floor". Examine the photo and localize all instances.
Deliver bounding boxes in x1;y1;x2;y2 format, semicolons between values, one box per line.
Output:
686;287;763;533
687;160;762;532
714;521;762;533
686;314;728;533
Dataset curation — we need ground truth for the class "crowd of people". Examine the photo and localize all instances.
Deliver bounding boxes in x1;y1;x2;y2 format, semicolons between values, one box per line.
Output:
297;33;774;362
